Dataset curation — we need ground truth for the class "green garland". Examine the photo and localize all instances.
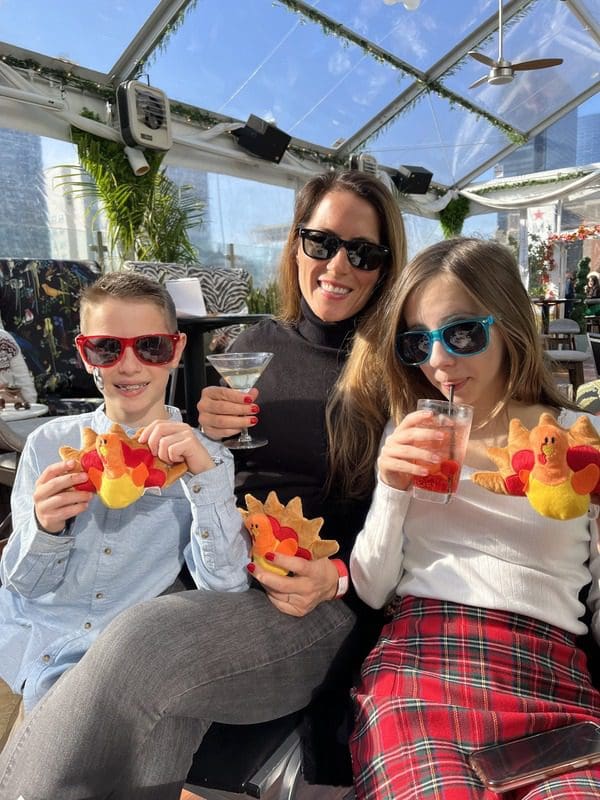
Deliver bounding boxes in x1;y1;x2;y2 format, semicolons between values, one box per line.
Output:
135;0;199;73
470;170;590;196
274;0;527;146
439;196;470;238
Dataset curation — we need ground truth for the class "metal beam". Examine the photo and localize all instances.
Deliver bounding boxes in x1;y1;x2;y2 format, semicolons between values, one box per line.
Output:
335;0;533;158
109;0;192;85
455;82;600;189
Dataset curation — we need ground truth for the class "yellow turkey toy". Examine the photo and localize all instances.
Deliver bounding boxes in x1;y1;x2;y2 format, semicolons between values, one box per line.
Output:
472;413;600;520
59;424;188;510
240;491;339;575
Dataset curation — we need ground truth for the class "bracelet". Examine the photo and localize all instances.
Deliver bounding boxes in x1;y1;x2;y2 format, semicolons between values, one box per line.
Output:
331;559;349;599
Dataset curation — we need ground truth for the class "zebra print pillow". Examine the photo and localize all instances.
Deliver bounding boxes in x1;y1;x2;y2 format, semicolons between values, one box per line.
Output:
122;261;252;350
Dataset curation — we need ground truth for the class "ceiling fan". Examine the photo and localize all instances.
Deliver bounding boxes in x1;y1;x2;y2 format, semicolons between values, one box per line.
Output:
468;0;563;89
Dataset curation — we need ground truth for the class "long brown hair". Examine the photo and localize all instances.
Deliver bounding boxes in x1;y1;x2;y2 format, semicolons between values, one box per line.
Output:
328;237;577;498
277;169;407;323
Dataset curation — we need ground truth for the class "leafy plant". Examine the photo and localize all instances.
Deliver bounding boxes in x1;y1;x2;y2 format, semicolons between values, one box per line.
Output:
246;279;279;314
569;256;591;333
438;196;470;239
507;232;548;295
58;115;203;264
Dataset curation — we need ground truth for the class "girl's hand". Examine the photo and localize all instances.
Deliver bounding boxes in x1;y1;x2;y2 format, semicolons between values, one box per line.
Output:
197;385;259;440
137;420;215;475
249;553;339;617
378;410;448;491
33;460;94;533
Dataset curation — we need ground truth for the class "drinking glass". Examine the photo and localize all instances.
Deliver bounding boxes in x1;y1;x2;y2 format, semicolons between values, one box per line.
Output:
206;352;273;449
412;399;473;504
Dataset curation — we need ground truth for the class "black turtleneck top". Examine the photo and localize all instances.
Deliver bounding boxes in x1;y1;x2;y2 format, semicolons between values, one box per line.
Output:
229;302;382;784
229;300;370;609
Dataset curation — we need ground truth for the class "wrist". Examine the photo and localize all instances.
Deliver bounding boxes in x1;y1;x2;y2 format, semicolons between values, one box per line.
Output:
331;559;349;600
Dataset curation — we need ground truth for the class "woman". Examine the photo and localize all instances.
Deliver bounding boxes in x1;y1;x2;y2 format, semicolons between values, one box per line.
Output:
341;238;600;798
586;273;600;299
0;170;406;799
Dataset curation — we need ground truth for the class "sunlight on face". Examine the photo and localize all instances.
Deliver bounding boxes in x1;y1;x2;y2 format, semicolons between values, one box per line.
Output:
297;190;383;323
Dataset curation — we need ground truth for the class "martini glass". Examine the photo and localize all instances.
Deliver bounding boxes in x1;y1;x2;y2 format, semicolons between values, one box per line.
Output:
206;352;273;449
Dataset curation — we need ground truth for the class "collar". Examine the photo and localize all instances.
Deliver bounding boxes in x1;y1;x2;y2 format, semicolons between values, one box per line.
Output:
92;403;182;436
297;297;360;350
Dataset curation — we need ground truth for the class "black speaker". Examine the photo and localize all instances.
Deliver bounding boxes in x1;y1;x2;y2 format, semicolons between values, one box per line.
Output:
393;165;433;194
231;115;291;163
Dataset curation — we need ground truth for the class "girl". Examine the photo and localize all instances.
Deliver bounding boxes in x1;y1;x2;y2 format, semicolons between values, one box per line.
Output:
342;238;600;798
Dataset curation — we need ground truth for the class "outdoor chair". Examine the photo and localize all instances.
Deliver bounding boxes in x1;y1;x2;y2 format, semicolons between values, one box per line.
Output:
544;349;588;395
544;318;580;350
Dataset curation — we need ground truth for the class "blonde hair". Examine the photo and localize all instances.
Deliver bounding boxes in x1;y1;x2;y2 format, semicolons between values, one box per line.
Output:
277;169;407;323
328;237;577;498
80;272;177;332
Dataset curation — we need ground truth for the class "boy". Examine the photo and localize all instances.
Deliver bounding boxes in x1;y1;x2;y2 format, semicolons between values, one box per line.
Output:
0;272;249;749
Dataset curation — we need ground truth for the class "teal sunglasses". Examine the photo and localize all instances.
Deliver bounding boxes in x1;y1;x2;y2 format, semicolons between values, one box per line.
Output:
396;316;495;365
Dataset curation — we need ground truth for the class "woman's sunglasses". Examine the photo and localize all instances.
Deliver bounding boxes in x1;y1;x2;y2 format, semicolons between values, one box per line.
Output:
298;227;390;272
396;316;495;366
76;333;181;368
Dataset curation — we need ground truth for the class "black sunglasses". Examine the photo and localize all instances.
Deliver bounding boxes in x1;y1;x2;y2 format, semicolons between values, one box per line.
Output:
396;316;495;365
298;227;390;272
76;334;181;368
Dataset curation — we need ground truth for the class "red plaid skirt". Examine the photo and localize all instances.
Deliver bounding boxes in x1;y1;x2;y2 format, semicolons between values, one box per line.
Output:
350;596;600;800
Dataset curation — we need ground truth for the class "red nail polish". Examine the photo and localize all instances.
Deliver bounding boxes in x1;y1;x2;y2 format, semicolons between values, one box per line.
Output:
243;396;253;404
250;417;258;425
265;552;275;562
251;404;260;413
246;562;256;573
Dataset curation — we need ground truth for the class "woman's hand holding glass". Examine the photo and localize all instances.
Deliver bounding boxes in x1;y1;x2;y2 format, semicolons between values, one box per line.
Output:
378;410;448;492
249;552;340;618
197;385;260;441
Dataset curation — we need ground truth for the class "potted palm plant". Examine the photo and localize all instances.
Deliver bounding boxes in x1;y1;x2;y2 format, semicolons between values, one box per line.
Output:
58;112;203;265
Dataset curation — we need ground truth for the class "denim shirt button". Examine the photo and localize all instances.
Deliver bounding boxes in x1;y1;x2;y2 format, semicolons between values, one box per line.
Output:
192;484;201;494
95;592;104;599
104;547;112;555
42;654;51;663
83;622;92;630
200;530;210;539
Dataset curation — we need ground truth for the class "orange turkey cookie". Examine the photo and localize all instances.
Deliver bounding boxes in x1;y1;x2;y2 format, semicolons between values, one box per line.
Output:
240;491;339;575
59;423;188;510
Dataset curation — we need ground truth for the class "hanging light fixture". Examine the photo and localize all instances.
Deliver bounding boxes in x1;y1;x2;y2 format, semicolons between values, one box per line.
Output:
383;0;421;8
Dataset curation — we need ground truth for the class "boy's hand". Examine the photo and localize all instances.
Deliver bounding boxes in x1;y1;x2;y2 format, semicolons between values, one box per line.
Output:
137;420;216;475
33;460;93;534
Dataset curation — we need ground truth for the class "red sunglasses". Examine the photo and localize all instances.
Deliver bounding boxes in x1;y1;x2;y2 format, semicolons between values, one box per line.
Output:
76;333;181;368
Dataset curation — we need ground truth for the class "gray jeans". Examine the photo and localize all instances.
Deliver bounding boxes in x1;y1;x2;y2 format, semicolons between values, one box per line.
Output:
0;587;355;800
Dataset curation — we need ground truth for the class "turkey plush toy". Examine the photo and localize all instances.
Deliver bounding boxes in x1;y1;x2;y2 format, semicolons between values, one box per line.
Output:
472;413;600;520
240;491;339;576
59;424;188;510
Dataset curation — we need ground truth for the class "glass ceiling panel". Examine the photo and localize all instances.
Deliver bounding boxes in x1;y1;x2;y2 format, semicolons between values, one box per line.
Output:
445;0;600;133
0;0;158;73
316;0;496;72
363;93;511;186
145;0;410;146
579;0;600;18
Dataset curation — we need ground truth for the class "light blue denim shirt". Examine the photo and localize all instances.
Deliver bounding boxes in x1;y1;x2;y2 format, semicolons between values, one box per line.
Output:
0;405;250;711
